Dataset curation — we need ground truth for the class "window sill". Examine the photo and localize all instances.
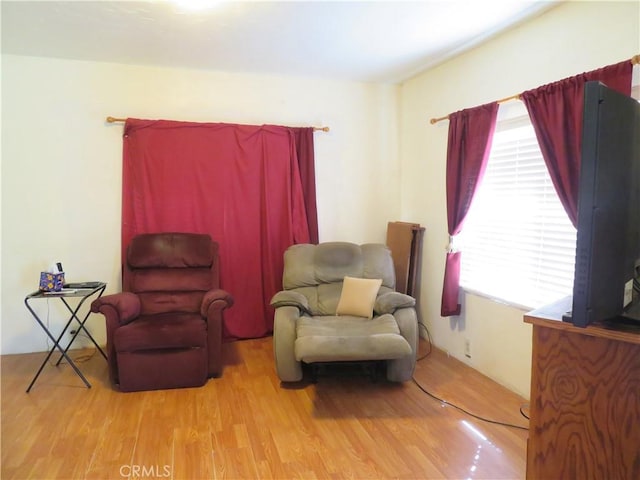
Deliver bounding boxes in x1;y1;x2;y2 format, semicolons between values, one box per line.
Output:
460;286;533;312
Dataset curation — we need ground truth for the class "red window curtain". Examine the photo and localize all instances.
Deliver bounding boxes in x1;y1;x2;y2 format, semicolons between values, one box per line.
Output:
290;127;319;243
521;60;633;227
441;103;499;317
122;119;310;339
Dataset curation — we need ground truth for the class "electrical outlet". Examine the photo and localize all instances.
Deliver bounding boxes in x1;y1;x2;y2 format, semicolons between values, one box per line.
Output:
464;339;471;358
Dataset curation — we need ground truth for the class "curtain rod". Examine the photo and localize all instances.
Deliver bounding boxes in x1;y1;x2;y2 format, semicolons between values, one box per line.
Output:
105;116;330;132
429;54;640;125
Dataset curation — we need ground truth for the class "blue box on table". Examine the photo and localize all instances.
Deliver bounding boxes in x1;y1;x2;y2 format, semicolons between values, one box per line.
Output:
39;272;65;292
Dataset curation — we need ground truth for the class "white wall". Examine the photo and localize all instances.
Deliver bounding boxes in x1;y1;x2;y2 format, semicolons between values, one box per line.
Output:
3;2;638;401
1;56;400;354
399;0;640;398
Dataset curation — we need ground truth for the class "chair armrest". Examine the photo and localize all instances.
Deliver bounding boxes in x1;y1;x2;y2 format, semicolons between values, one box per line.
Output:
270;290;311;315
200;289;233;378
90;292;141;386
200;289;234;318
90;292;141;325
273;306;304;382
374;292;416;315
386;306;418;382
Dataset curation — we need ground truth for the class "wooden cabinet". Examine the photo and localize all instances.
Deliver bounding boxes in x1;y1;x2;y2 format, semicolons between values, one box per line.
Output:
524;298;640;480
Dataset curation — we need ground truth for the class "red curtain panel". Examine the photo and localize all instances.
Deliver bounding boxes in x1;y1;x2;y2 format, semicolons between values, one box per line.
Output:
121;119;311;338
441;103;499;317
521;60;633;227
290;127;319;244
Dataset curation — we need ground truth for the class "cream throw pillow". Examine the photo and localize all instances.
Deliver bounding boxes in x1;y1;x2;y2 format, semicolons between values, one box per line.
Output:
336;276;382;319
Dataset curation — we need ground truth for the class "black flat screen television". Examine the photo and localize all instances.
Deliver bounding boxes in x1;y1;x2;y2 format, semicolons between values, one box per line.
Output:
564;81;640;328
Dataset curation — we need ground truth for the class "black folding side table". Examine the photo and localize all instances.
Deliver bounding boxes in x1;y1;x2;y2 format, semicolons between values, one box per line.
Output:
24;282;107;392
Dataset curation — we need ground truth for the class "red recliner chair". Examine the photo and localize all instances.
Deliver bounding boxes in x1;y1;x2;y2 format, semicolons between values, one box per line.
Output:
91;232;233;392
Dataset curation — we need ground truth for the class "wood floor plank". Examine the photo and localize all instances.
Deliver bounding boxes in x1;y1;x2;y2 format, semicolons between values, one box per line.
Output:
129;397;175;473
172;427;215;480
1;337;529;479
214;446;259;479
83;391;141;479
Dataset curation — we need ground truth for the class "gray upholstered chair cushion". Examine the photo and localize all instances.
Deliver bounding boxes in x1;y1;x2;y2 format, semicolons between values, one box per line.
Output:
374;292;416;315
282;242;396;316
270;290;312;315
283;243;395;290
295;314;412;363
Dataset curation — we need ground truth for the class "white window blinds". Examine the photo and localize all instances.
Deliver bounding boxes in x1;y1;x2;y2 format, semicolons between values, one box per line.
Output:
458;104;577;310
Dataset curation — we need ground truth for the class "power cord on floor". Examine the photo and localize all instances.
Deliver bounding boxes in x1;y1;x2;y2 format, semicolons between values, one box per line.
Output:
411;376;529;431
413;322;528;431
416;321;432;361
54;332;98;365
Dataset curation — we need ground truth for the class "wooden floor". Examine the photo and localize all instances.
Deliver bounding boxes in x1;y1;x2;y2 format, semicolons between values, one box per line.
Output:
1;337;529;479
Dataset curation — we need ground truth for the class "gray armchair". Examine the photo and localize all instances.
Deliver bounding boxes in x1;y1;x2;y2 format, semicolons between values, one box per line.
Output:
271;242;418;382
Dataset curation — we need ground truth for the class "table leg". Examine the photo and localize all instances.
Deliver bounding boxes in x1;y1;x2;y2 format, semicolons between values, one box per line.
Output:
56;294;107;364
24;297;92;392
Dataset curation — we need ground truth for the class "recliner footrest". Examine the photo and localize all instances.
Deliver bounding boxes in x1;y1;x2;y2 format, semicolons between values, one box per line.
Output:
294;314;412;363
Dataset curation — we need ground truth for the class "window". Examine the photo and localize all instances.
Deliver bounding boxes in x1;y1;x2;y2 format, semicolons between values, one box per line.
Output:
457;103;577;310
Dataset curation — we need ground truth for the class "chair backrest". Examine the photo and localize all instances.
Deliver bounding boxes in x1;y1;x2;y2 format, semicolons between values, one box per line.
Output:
123;232;219;315
282;242;395;315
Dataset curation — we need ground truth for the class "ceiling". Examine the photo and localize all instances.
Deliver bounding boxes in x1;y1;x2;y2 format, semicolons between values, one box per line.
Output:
1;0;559;83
